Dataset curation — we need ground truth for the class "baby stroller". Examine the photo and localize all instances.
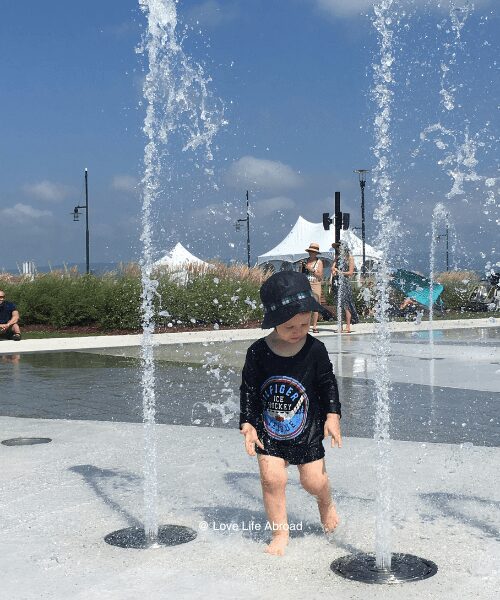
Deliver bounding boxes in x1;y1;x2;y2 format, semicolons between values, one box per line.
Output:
389;269;445;316
466;272;500;312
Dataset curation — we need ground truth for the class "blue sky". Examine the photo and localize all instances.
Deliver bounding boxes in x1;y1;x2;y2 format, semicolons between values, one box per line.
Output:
0;0;498;274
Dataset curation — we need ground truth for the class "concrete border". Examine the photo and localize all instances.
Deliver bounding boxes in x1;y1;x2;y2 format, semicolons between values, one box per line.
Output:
0;317;497;354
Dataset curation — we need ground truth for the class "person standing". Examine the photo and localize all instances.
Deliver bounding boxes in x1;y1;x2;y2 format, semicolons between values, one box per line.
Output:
302;242;324;334
0;291;21;341
330;242;359;333
240;271;342;556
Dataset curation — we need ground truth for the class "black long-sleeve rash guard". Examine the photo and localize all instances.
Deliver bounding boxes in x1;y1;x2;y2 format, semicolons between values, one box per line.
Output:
239;334;340;453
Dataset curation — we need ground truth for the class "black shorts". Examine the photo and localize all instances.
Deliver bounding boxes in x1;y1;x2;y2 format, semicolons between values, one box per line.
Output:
256;442;325;465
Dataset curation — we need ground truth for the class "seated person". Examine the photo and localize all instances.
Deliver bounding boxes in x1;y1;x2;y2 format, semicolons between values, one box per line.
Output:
0;291;21;341
399;297;419;318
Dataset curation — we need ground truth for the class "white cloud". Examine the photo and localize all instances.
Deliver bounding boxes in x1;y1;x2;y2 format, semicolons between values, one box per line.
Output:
313;0;492;18
189;195;297;225
22;180;72;203
254;196;297;218
185;1;240;28
190;200;237;222
111;175;138;193
225;156;303;192
1;203;53;223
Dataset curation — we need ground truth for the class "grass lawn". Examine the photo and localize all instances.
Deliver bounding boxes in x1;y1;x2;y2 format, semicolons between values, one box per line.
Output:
18;331;111;340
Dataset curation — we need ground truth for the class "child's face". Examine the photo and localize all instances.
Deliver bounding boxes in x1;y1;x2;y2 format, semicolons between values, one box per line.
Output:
275;312;311;343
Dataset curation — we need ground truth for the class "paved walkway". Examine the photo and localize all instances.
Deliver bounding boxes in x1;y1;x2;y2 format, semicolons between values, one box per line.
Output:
1;417;498;600
1;317;498;354
1;318;499;598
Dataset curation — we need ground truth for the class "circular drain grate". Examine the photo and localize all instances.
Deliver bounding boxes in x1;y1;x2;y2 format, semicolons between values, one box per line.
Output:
331;553;438;584
2;437;52;446
105;525;197;549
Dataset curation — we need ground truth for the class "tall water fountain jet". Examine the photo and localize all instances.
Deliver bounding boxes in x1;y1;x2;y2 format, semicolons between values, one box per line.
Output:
331;0;437;583
428;204;454;430
370;0;398;572
436;3;497;285
105;0;224;549
420;2;490;267
439;2;474;112
429;203;453;347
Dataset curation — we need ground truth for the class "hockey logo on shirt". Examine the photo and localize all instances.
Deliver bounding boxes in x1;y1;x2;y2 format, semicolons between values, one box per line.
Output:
261;376;308;440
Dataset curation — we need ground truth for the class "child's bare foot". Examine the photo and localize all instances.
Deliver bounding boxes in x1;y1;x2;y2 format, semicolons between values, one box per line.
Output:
265;533;289;556
320;501;339;532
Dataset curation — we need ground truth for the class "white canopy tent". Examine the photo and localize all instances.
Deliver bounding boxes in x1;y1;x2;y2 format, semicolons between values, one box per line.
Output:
257;216;381;272
154;242;209;270
154;242;210;284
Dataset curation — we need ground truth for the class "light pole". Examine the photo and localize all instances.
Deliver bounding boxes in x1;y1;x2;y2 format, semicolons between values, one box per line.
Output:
354;169;370;276
72;168;90;274
437;224;450;271
235;190;251;268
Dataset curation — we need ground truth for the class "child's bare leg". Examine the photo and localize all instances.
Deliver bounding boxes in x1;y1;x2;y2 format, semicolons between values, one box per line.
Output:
298;458;339;532
258;454;289;555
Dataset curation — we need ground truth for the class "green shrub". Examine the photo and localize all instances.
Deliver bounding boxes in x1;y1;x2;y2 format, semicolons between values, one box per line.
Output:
1;274;102;327
0;265;264;330
98;275;142;330
156;273;262;326
436;271;480;311
1;267;491;329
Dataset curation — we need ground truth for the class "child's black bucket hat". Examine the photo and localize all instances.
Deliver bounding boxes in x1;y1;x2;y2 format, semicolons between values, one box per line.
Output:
260;271;323;329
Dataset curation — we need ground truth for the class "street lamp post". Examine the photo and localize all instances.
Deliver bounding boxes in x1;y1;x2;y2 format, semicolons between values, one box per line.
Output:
72;168;90;275
235;190;251;268
437;224;450;271
322;191;350;251
354;169;370;276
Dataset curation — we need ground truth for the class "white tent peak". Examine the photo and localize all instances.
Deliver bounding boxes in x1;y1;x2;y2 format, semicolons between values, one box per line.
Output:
154;242;208;269
257;216;381;271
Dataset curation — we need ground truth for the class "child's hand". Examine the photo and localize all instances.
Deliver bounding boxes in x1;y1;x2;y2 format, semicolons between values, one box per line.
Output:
240;423;264;456
324;414;342;448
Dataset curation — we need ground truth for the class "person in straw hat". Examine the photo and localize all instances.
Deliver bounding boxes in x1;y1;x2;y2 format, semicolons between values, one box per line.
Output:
240;271;342;556
301;242;324;333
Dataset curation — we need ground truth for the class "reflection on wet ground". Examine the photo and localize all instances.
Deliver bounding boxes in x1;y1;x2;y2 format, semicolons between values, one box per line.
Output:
389;327;499;346
1;326;499;447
